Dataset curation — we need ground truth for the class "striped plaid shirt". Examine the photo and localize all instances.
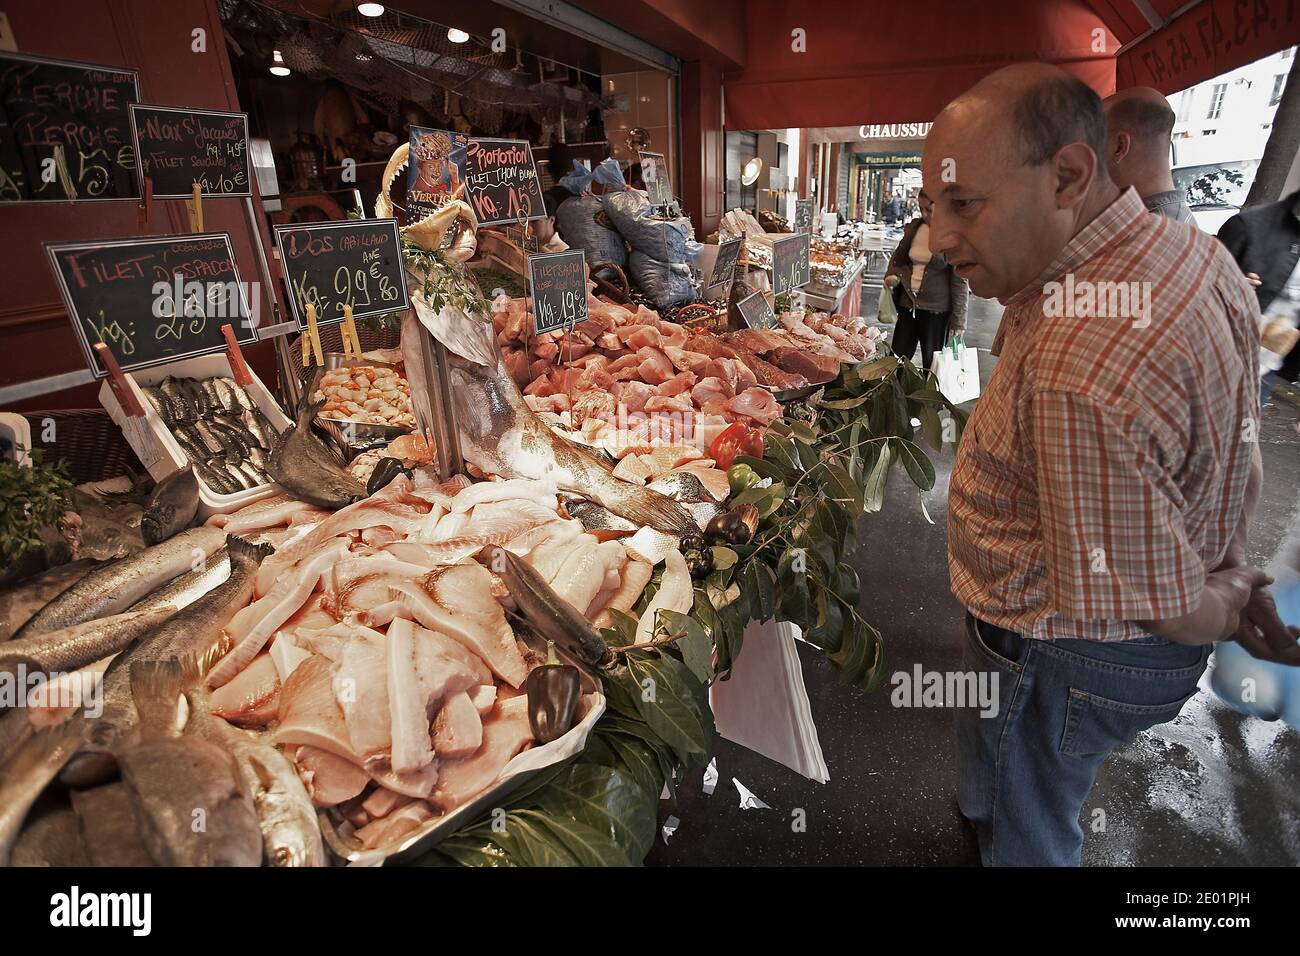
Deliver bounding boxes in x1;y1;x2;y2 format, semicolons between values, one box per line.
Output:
948;187;1260;641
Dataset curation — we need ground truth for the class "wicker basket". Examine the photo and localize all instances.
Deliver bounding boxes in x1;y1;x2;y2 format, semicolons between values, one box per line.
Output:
21;409;143;485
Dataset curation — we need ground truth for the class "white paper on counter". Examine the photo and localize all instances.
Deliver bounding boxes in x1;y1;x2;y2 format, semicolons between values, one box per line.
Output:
709;619;829;784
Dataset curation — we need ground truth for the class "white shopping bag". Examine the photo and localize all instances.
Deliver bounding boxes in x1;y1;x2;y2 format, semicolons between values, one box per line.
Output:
931;334;981;405
709;619;829;783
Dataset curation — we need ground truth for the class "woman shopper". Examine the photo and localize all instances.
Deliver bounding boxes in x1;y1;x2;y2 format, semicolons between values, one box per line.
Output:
885;191;969;372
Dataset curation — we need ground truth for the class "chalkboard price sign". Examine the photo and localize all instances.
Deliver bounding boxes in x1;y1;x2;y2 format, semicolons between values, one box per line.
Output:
638;150;671;207
529;249;588;335
707;236;743;292
795;199;813;233
772;233;811;296
129;105;251;199
273;219;410;330
737;290;777;329
45;233;255;378
462;138;545;227
0;52;140;202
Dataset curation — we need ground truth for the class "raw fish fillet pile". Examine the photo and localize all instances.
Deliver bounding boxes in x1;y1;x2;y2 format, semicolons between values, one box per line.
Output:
201;470;695;851
494;292;882;453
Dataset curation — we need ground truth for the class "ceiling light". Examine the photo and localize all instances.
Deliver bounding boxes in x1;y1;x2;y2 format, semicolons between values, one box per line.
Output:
270;50;291;76
741;157;763;186
356;2;385;16
447;27;470;43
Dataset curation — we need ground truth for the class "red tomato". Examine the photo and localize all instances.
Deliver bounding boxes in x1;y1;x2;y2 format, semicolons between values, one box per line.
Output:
709;422;764;472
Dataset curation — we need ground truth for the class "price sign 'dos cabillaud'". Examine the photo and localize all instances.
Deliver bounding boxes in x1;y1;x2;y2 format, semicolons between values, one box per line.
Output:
529;249;588;336
273;219;410;330
128;104;251;199
0;51;140;202
45;233;255;377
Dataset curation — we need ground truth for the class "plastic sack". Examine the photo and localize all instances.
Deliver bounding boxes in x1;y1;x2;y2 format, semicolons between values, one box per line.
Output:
554;193;627;268
878;284;898;324
591;158;626;190
558;159;594;196
628;250;699;310
603;189;697;263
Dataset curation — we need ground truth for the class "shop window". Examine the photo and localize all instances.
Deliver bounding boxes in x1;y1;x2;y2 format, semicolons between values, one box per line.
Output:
1206;83;1227;119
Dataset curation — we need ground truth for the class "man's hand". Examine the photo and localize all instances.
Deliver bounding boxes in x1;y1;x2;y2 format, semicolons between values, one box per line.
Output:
1231;587;1300;665
1245;271;1262;288
1205;567;1272;637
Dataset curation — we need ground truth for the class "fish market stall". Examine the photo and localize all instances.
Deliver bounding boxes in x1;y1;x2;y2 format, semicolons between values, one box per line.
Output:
0;115;963;866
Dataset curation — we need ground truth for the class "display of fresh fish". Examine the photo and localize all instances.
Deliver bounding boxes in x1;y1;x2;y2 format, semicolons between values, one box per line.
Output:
141;465;201;545
447;355;698;536
114;659;262;867
177;653;325;867
489;546;612;669
0;607;175;679
268;399;366;509
11;527;225;640
0;718;91;866
60;535;272;786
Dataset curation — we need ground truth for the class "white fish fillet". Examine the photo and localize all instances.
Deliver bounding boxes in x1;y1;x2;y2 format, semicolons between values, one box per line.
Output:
634;550;693;644
210;539;351;688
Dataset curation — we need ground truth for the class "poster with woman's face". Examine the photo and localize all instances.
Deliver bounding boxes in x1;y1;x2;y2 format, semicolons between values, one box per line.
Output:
406;126;467;226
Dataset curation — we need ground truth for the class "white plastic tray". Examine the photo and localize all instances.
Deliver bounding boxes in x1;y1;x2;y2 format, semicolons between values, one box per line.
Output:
98;352;293;519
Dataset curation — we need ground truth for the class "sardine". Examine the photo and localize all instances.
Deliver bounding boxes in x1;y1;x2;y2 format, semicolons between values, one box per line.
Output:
0;606;175;679
268;399;367;509
114;659;262;867
489;546;613;669
160;376;194;422
61;535;272;786
141;465;201;545
449;355;697;536
178;653;324;867
11;526;225;640
0;718;91;865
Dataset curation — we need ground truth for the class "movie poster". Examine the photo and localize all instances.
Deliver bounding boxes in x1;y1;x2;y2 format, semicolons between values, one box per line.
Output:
405;126;468;226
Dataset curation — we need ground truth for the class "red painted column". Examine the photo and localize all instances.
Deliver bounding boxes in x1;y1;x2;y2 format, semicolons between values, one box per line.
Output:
680;60;724;237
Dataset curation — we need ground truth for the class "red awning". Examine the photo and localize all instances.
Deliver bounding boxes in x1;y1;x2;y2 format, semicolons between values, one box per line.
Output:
723;0;1299;130
1093;0;1300;93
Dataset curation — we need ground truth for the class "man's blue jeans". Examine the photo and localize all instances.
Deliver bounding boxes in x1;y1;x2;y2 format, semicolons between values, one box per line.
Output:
954;614;1211;866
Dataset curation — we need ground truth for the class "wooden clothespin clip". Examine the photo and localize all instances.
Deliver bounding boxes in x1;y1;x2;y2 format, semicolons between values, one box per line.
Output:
302;302;324;368
186;181;204;233
93;342;145;417
341;305;362;360
221;323;253;387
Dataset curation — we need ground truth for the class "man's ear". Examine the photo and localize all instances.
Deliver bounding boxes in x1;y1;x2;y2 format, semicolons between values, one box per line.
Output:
1111;131;1131;164
1052;142;1098;209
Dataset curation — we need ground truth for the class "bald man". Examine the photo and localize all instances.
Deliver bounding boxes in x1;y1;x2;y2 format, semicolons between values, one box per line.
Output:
1103;87;1195;224
923;64;1295;866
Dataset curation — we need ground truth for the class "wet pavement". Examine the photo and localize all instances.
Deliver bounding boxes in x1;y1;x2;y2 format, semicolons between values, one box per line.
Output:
646;294;1300;867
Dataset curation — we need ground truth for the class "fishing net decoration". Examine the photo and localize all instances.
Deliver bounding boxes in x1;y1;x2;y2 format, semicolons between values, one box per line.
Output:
218;0;602;135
